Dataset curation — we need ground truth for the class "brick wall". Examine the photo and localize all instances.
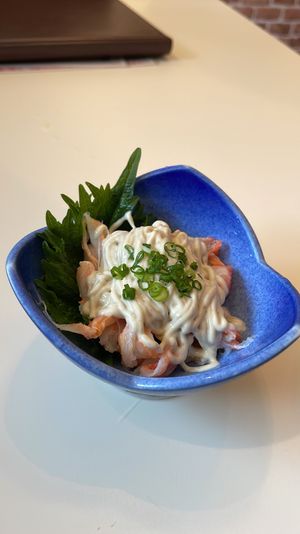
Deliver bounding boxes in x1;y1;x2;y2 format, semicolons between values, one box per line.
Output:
223;0;300;53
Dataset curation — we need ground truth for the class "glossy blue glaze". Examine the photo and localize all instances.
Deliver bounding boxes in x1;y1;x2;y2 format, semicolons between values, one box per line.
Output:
6;166;300;396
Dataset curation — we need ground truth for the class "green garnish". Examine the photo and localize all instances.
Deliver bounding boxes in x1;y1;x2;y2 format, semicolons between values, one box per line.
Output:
137;272;154;290
192;280;202;290
125;244;134;260
130;265;145;279
119;240;203;302
147;250;168;273
142;243;152;253
138;279;151;290
164;241;185;258
122;284;136;300
133;250;145;266
35;148;154;324
111;264;129;280
148;282;169;303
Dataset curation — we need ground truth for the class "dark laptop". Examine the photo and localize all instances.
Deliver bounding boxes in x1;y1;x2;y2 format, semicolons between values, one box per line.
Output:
0;0;172;62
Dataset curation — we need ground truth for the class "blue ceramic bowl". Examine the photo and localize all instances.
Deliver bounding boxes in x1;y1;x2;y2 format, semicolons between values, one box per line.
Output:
6;166;300;396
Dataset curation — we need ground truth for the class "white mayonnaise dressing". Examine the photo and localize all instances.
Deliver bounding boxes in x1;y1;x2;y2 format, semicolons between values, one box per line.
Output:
79;212;241;372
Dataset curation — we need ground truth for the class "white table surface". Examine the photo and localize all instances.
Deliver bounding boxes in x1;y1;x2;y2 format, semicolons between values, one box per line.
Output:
1;1;300;532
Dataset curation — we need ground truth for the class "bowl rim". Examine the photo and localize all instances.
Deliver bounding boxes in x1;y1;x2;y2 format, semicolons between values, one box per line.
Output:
6;165;300;393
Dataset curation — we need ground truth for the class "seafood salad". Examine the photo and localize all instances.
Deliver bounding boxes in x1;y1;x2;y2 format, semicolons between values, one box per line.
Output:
58;212;245;377
36;148;245;377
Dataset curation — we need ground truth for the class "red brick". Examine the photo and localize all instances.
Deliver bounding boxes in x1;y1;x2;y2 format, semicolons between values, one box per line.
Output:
258;21;269;29
242;0;269;4
288;36;300;46
223;0;267;4
236;6;254;17
255;8;281;20
285;8;300;19
273;0;295;4
222;0;300;53
280;36;300;51
269;23;291;34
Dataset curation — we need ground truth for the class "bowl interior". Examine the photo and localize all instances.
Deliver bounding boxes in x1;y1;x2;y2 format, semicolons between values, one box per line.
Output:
7;166;300;392
136;167;299;364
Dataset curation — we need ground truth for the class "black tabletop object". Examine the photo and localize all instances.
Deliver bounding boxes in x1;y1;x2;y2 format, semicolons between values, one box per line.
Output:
0;0;172;62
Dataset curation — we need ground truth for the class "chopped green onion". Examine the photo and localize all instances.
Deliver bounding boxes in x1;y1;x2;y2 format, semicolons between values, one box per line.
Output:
177;252;187;265
177;282;193;295
116;241;201;300
138;279;151;290
130;265;145;279
159;272;172;283
164;241;186;258
125;244;134;260
133;250;145;265
192;280;202;291
142;243;152;253
143;272;155;282
148;282;169;303
147;250;168;273
111;263;129;280
122;284;136;300
130;265;144;274
168;263;184;277
138;271;154;290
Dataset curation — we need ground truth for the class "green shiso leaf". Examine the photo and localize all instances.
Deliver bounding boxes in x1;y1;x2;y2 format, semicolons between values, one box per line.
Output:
35;148;152;326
